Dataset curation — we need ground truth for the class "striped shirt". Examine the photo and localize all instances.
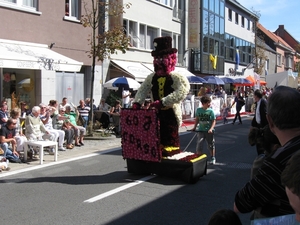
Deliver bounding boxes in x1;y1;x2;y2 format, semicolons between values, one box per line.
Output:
235;136;300;217
77;106;90;117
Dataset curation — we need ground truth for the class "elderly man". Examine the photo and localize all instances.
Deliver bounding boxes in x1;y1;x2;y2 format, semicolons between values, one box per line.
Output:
234;86;300;219
25;106;55;154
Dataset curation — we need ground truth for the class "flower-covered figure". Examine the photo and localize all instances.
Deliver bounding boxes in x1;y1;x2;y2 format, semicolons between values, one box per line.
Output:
133;36;189;152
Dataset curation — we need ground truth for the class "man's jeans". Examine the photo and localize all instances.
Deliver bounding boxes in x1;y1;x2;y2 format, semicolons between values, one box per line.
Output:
0;143;19;161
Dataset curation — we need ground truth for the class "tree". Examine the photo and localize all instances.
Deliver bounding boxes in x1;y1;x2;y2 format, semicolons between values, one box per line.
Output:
81;0;131;135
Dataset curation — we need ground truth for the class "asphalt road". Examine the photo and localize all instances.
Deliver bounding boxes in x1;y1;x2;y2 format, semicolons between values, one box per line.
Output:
0;117;256;225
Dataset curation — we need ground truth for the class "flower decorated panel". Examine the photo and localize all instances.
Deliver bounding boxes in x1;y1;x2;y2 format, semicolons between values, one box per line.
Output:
121;109;161;162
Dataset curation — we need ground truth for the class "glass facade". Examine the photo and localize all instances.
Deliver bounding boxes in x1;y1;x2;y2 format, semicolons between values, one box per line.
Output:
191;0;254;75
192;0;225;75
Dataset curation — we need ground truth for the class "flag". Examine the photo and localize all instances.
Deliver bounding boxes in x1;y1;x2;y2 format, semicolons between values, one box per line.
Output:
210;54;217;69
235;49;240;70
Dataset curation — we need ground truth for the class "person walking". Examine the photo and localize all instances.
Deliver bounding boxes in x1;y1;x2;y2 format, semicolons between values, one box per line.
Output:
231;91;245;125
191;95;216;165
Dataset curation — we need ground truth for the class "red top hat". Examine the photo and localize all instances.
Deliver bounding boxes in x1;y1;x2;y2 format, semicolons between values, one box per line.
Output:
151;36;177;57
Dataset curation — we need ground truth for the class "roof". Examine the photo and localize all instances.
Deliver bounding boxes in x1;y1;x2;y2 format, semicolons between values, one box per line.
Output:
257;23;295;52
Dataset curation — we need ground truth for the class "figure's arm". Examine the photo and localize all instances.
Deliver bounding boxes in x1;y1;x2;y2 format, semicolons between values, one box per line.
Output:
161;72;190;107
134;73;154;105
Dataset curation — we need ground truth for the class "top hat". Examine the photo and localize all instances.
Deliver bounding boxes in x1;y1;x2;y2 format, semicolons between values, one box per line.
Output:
151;36;177;57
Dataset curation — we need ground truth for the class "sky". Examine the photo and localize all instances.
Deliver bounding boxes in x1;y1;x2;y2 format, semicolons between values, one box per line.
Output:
237;0;300;42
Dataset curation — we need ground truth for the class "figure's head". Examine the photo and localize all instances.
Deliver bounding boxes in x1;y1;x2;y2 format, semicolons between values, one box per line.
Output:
151;36;177;76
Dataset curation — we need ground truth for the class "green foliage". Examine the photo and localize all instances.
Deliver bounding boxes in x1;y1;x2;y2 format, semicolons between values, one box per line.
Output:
106;90;122;106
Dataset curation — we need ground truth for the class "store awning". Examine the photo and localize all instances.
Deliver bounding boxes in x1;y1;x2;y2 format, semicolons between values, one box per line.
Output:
111;60;153;82
0;39;83;72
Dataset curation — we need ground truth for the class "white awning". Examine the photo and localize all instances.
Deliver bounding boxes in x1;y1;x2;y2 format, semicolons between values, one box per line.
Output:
111;60;153;82
0;39;83;72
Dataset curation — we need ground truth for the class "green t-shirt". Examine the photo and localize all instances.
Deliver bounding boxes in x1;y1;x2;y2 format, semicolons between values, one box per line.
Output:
195;107;216;132
65;112;77;126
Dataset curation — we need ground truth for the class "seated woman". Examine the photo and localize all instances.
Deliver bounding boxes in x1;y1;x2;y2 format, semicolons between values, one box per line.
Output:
10;107;27;153
97;98;111;128
64;105;86;147
109;100;121;136
52;108;74;149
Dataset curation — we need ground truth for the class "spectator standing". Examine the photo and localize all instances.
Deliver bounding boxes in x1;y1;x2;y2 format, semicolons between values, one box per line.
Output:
77;99;90;128
234;86;300;220
231;91;245;125
190;96;216;165
281;151;300;222
251;89;268;155
0;104;9;127
39;103;66;151
0;118;21;163
122;89;131;108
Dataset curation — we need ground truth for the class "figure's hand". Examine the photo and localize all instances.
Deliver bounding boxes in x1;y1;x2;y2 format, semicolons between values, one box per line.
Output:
132;103;141;110
150;100;163;110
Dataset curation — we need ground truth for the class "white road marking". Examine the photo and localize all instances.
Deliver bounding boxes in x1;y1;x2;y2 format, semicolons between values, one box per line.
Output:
84;175;156;203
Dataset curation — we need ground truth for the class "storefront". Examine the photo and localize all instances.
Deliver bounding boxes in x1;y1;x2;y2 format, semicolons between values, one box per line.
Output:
0;39;83;109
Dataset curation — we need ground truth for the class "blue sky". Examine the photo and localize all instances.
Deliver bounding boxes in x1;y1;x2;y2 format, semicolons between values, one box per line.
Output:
237;0;300;42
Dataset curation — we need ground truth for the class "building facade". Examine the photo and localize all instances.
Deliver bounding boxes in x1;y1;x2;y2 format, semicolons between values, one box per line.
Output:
0;0;102;109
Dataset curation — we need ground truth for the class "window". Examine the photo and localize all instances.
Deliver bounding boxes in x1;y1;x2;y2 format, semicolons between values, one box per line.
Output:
146;26;158;50
241;16;244;27
277;54;281;66
228;8;232;21
139;24;146;49
0;0;38;10
65;0;80;20
247;20;251;30
235;12;238;24
153;0;173;7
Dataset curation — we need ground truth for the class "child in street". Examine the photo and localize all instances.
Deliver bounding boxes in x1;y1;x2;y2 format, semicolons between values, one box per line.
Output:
221;103;230;124
191;95;216;164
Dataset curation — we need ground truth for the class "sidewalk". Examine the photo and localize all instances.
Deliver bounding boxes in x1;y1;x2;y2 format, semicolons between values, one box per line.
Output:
2;113;253;175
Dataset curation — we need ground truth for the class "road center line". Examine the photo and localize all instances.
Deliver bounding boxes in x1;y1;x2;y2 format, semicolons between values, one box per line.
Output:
84;175;156;203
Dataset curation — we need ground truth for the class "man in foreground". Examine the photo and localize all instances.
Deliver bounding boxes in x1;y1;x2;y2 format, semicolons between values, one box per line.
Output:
234;86;300;219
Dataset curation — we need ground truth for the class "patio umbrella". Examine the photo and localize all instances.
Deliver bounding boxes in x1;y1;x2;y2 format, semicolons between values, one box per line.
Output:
220;77;235;84
234;78;252;85
246;76;256;85
186;75;207;84
203;76;225;85
103;77;141;90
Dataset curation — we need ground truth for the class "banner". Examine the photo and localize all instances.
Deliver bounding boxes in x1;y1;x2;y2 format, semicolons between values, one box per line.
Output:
188;0;200;48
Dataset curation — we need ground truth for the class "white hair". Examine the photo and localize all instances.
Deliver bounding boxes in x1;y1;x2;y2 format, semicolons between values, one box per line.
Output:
32;106;41;113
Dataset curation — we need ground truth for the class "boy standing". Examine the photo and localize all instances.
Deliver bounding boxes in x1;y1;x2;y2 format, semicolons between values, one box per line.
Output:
191;96;216;164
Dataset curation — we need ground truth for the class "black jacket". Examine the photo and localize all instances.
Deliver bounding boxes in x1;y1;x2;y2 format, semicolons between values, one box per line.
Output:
251;98;268;128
